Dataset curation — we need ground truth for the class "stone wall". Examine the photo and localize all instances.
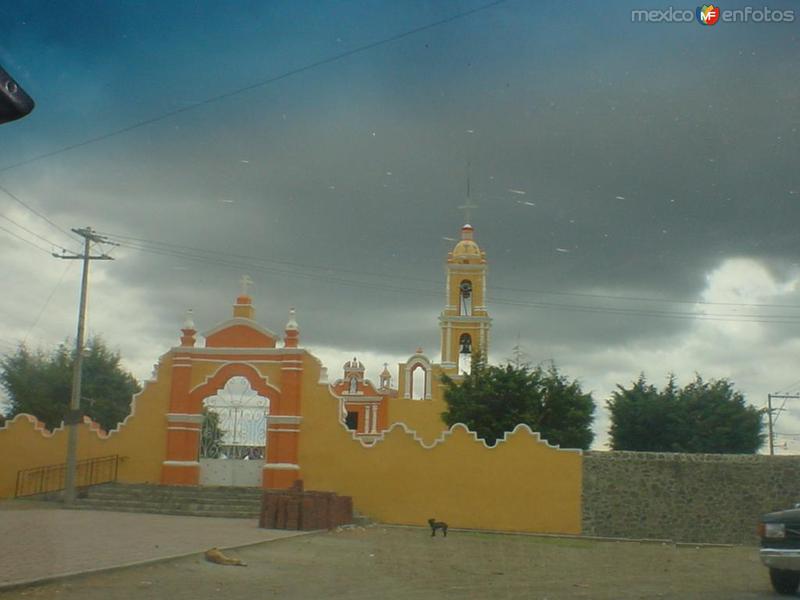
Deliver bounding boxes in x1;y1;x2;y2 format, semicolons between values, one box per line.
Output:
582;451;800;545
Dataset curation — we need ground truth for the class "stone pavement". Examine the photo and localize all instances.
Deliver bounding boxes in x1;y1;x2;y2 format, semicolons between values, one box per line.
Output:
0;504;305;590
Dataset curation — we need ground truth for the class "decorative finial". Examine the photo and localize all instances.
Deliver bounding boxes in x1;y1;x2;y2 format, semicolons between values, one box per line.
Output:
239;274;253;297
180;309;197;347
286;307;299;331
183;308;195;330
416;346;424;355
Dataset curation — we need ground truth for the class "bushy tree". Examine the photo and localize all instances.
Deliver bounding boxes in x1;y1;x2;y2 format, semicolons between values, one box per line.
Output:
0;337;141;431
607;374;764;453
441;355;595;449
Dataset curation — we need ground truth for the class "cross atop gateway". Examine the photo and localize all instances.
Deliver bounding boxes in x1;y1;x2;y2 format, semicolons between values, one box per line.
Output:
239;274;253;297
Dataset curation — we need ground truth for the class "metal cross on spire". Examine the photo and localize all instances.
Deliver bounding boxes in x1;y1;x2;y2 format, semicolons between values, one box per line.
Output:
458;163;478;224
239;274;253;296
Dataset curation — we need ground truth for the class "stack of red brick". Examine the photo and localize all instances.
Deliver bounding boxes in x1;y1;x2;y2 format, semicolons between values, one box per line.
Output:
259;480;353;530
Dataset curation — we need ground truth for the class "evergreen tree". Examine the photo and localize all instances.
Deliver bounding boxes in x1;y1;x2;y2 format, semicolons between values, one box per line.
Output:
0;337;141;431
607;374;764;453
441;355;594;449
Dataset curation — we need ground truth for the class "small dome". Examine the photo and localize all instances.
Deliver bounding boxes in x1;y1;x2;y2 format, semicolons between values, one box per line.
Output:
452;239;481;257
451;224;481;258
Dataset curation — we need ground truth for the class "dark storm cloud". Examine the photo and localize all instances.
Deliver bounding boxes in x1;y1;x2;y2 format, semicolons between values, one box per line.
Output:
2;1;800;446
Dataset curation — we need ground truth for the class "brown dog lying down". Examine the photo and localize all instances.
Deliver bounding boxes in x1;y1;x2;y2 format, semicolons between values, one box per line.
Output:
428;518;448;537
204;547;247;566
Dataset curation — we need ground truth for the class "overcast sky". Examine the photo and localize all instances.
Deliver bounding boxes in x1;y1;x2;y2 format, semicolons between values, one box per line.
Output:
1;0;798;451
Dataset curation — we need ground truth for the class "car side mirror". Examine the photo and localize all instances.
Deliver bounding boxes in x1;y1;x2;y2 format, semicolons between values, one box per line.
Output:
0;65;35;125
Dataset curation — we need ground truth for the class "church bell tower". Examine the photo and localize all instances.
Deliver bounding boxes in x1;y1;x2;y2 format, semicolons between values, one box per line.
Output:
439;224;491;374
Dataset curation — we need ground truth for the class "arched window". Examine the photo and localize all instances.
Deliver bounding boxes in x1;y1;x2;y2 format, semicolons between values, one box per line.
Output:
458;333;473;375
349;377;358;394
411;364;427;400
459;280;473;316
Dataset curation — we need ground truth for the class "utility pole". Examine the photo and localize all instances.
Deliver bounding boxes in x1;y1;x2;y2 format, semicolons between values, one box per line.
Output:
766;393;800;456
768;394;774;456
54;227;115;504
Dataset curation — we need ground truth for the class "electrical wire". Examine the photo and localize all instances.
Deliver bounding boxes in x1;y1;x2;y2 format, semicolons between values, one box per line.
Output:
99;230;800;312
0;183;79;244
0;0;510;175
0;212;75;254
0;223;53;254
22;262;75;345
109;236;800;325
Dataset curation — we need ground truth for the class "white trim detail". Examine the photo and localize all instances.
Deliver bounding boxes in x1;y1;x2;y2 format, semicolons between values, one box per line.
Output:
188;363;282;396
263;463;300;470
163;460;200;467
167;426;201;432
167;413;204;424
266;415;303;425
268;427;300;433
403;355;432;400
347;422;584;453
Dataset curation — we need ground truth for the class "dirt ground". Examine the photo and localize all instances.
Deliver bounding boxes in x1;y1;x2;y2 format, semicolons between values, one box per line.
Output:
0;526;781;600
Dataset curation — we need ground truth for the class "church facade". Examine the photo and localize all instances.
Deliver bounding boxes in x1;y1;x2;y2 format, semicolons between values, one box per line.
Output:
0;224;584;535
160;222;492;487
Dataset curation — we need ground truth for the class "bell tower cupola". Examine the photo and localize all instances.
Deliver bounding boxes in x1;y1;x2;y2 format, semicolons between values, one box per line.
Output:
439;224;491;374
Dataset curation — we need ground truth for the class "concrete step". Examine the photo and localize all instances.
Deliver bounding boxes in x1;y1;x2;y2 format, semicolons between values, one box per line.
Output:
66;503;258;519
91;483;264;497
30;483;266;518
74;498;261;512
85;489;262;503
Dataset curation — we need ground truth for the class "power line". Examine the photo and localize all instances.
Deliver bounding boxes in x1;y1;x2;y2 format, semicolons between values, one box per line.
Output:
0;182;78;243
100;230;800;313
108;235;800;325
492;283;800;310
112;238;800;323
0;223;52;254
22;262;75;345
775;378;800;395
0;0;510;174
0;212;76;253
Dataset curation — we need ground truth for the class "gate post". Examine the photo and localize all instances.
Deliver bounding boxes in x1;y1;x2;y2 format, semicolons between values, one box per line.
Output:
264;348;303;489
161;322;201;485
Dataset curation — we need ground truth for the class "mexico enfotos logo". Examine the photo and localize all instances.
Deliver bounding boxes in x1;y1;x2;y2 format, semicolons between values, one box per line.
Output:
631;5;795;23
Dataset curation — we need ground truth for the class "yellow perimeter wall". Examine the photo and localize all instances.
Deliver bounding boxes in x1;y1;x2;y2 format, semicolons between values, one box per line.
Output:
0;355;173;499
299;356;583;535
0;350;583;536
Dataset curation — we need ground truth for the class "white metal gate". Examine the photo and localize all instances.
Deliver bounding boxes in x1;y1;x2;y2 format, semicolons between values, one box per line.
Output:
199;376;269;487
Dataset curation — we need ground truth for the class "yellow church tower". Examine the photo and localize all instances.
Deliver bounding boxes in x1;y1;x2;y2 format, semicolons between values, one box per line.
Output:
439;224;491;374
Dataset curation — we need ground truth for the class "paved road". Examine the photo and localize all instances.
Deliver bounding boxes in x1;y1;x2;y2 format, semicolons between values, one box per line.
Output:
0;523;782;599
0;504;302;589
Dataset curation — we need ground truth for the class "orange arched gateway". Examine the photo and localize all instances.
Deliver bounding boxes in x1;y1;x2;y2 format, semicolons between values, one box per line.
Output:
160;295;302;489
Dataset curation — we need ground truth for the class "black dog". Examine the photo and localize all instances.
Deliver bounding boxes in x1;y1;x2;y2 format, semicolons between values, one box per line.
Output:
428;518;448;537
